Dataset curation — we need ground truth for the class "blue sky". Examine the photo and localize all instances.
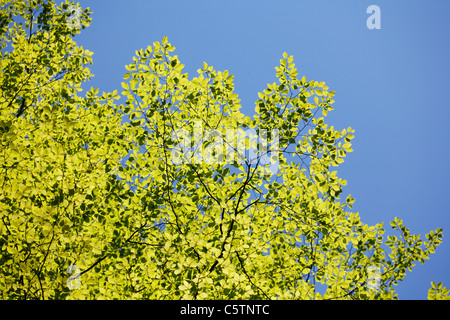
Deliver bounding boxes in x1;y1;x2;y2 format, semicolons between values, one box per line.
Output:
74;0;450;299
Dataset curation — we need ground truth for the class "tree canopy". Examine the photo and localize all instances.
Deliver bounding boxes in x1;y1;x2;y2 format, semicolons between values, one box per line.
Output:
0;0;447;300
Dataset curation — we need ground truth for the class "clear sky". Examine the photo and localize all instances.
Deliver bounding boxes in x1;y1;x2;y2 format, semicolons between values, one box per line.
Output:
74;0;450;299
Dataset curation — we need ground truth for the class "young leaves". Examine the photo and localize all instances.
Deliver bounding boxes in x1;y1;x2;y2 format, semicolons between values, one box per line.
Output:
0;2;445;300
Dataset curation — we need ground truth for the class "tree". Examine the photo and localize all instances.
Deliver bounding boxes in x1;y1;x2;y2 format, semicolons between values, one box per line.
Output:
0;0;447;300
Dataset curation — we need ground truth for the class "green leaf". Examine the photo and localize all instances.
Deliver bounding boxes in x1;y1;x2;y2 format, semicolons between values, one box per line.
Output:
1;2;442;300
130;78;139;89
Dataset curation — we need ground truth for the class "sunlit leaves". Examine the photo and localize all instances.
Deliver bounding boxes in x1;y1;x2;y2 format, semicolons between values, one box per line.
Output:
0;0;126;299
0;1;445;301
428;282;450;300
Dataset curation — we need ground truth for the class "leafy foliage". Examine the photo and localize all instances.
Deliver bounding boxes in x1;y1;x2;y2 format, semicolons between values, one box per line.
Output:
428;282;450;300
0;1;445;299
